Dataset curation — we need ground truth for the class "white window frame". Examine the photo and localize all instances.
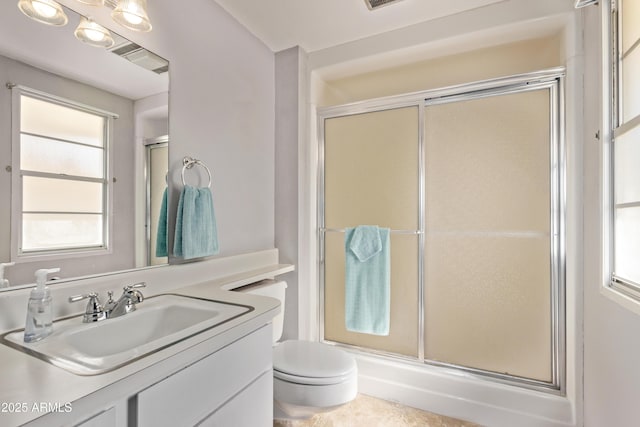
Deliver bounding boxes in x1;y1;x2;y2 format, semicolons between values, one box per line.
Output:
603;0;640;306
10;85;115;262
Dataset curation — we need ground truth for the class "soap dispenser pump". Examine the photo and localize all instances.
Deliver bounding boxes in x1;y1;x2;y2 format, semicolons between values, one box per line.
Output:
24;268;60;343
0;262;15;288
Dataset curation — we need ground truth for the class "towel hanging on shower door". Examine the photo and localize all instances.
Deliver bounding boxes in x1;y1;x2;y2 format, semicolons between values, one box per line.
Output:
344;225;391;336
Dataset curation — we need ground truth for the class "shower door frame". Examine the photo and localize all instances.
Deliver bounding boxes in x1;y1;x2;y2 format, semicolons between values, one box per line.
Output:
145;136;169;266
317;67;566;394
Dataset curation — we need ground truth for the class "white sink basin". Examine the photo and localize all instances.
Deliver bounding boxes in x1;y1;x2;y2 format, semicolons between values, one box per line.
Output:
1;294;252;375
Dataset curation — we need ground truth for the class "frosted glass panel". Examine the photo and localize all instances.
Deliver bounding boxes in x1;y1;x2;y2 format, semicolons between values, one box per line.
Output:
425;235;552;382
324;107;419;230
614;125;640;204
424;88;553;383
22;214;103;251
23;177;103;213
622;47;640;123
21;95;105;147
21;134;104;178
324;232;419;357
425;91;550;232
622;0;640;53
615;207;640;283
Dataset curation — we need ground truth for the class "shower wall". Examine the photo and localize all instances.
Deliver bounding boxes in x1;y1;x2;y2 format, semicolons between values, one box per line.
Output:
316;35;563;107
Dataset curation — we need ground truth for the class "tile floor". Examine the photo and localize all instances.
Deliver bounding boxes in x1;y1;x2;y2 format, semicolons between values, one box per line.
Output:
273;394;481;427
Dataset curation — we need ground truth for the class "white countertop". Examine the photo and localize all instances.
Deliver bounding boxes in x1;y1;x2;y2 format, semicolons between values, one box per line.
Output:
0;262;292;426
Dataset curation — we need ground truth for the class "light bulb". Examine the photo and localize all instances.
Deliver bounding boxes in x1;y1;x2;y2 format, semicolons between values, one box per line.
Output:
32;1;57;18
74;17;114;48
17;0;68;26
84;28;105;42
122;11;143;25
112;0;151;32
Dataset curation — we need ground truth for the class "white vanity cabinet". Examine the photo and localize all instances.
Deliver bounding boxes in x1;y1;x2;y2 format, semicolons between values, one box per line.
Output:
29;324;273;427
0;252;289;427
135;324;273;426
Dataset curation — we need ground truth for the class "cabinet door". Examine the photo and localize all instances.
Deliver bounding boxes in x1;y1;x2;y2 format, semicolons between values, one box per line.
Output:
74;407;116;427
198;371;272;427
136;325;272;427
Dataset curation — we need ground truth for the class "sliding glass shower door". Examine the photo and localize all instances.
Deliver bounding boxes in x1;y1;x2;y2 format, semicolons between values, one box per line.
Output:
319;70;564;391
322;107;421;357
424;89;556;384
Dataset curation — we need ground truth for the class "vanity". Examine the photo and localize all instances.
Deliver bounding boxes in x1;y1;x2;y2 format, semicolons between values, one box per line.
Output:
0;249;293;426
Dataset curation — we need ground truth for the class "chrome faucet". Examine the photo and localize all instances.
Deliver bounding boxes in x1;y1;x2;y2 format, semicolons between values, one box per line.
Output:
69;282;146;323
68;293;107;323
104;282;146;318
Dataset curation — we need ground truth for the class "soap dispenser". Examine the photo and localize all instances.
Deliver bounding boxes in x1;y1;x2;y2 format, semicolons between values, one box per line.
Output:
0;262;15;288
24;268;60;343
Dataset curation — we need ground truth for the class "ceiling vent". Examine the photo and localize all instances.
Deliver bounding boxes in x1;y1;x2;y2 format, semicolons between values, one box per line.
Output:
364;0;406;11
108;34;169;74
574;0;598;8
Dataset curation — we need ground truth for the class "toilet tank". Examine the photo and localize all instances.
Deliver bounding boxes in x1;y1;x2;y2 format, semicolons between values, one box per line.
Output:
235;280;287;343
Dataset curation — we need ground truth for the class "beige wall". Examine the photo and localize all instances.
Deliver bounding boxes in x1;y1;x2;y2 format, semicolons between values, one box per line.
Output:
316;34;563;106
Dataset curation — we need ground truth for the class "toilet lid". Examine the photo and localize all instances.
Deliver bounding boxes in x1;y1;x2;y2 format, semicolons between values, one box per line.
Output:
273;368;355;386
273;341;357;381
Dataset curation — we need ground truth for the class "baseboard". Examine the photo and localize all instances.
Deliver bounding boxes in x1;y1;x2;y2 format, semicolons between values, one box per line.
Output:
355;354;576;427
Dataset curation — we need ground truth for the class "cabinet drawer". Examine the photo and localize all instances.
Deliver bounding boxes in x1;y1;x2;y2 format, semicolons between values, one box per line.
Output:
137;325;272;427
74;407;116;427
198;371;272;427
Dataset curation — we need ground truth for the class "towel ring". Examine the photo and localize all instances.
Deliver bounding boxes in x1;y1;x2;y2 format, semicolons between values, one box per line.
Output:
181;156;212;188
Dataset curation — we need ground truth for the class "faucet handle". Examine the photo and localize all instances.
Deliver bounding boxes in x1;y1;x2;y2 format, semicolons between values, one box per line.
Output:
124;282;146;292
68;292;99;303
69;292;107;323
104;291;116;312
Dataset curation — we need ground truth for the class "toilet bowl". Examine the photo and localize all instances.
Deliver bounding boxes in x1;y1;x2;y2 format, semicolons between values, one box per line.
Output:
237;280;358;420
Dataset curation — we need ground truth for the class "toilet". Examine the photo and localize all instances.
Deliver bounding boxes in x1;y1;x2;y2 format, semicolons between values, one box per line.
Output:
237;280;358;420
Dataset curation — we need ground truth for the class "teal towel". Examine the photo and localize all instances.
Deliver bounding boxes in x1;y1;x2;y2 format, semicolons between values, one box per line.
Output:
345;225;390;336
155;187;168;257
173;185;219;259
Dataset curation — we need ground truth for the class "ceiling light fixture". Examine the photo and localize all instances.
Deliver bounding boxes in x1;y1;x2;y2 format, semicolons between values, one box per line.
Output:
75;0;103;5
17;0;68;26
112;0;152;32
364;0;406;11
574;0;598;8
74;16;115;48
18;0;153;50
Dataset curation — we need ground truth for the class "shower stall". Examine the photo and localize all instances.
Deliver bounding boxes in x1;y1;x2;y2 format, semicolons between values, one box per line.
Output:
318;68;565;392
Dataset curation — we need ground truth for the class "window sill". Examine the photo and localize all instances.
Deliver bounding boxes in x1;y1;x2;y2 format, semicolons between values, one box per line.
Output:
600;281;640;317
12;247;111;264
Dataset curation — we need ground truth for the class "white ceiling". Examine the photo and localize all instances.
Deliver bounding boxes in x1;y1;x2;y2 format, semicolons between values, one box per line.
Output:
213;0;508;52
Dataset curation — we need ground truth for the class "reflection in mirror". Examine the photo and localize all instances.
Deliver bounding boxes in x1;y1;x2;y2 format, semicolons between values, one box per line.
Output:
0;2;169;289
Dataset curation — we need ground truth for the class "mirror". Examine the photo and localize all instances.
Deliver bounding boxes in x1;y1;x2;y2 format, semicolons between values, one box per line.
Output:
0;2;169;289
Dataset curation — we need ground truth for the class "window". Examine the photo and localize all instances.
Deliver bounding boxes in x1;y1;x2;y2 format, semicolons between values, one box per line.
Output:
610;0;640;296
11;87;112;258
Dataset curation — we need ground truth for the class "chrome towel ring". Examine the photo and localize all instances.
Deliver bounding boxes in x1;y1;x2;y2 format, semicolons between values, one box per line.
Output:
181;156;212;188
